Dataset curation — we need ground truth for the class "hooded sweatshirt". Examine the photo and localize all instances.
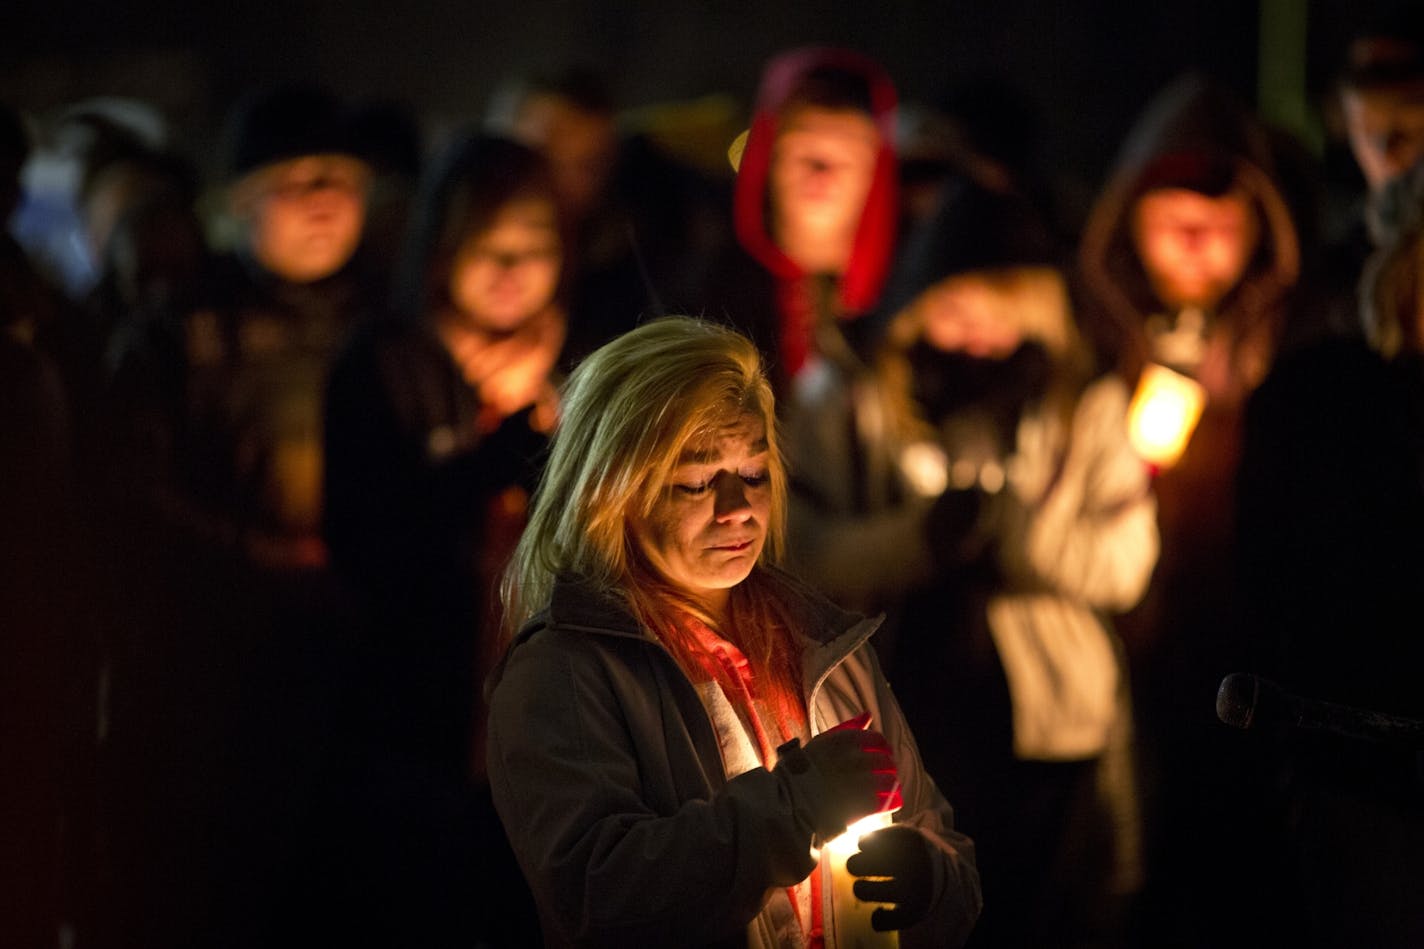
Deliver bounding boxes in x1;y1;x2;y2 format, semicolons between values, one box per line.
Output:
729;47;900;389
1076;73;1302;601
1077;72;1300;405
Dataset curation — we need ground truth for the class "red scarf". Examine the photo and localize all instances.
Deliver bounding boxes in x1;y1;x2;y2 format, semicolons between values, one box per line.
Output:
682;618;825;948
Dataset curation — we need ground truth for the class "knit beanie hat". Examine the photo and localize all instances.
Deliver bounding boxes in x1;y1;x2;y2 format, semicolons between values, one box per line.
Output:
222;84;362;180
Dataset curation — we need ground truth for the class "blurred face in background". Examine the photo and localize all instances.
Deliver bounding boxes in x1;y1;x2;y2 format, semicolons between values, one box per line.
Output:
1131;187;1260;311
769;105;880;272
448;195;562;334
1340;82;1424;194
238;154;369;284
630;411;772;614
512;94;617;226
916;273;1024;359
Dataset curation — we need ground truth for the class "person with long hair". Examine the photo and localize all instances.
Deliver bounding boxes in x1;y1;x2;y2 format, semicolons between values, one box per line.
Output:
487;317;980;948
321;132;563;946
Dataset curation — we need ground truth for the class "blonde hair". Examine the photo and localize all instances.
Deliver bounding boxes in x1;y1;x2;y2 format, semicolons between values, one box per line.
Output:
501;316;794;625
878;265;1093;445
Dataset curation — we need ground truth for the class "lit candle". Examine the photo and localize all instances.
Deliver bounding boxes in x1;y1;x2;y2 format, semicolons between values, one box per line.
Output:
823;810;899;949
1127;362;1206;469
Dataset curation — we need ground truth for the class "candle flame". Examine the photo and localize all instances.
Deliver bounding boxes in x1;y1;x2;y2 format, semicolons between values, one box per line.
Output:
1127;363;1206;469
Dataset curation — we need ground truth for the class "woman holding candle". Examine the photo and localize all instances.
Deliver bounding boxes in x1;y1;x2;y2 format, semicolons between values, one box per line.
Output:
485;317;980;948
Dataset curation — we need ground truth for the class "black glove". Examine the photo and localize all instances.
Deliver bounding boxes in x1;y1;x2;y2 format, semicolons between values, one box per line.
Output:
924;486;986;566
774;727;897;843
846;824;938;932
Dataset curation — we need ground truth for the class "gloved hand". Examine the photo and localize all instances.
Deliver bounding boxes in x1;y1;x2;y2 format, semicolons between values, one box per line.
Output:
846;824;939;932
924;486;994;567
774;714;898;842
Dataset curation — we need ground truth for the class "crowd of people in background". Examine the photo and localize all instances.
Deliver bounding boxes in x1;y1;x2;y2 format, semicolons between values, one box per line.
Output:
4;6;1424;948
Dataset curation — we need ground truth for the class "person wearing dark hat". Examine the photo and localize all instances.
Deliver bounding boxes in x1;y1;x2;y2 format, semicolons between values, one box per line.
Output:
111;82;376;569
1293;5;1424;353
97;84;378;946
223;83;372;288
1336;7;1424;200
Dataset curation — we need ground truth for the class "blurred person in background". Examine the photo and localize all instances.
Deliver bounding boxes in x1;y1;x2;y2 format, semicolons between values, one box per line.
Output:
99;82;375;948
1;97;96;949
69;144;207;443
1075;71;1303;947
108;81;376;571
788;178;1157;947
1307;4;1424;346
9;96;171;303
704;47;900;398
490;65;730;369
322;132;560;948
1234;154;1424;949
895;71;1056;241
5;100;188;444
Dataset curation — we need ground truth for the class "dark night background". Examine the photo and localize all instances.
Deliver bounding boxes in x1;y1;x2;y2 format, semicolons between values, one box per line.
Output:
0;0;1399;212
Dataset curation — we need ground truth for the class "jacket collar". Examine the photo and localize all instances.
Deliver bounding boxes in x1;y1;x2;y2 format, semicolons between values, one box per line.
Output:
502;568;883;706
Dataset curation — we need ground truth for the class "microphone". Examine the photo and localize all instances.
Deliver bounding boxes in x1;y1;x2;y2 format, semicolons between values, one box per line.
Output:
1217;673;1424;749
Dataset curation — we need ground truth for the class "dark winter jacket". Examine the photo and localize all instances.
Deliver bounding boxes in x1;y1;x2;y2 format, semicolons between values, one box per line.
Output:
485;569;981;948
108;250;376;565
323;314;547;770
1076;74;1302;653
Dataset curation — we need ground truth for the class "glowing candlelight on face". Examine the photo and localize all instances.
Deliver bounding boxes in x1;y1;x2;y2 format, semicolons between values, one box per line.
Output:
823;810;899;949
1127;363;1206;469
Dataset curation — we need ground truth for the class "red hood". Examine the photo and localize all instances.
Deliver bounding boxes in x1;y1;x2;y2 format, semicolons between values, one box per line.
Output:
733;47;900;319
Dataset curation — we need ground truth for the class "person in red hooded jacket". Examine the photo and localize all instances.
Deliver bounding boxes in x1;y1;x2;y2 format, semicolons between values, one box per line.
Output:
704;47;900;398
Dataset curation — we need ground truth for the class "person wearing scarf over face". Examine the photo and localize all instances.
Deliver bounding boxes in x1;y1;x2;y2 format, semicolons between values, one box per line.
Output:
486;317;980;948
878;183;1159;948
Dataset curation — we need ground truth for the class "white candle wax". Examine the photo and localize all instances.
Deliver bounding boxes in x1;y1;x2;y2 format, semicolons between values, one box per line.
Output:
823;810;899;949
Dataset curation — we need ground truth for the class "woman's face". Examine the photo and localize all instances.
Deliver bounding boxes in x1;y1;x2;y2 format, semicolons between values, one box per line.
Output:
918;274;1023;358
630;411;772;613
448;196;561;333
